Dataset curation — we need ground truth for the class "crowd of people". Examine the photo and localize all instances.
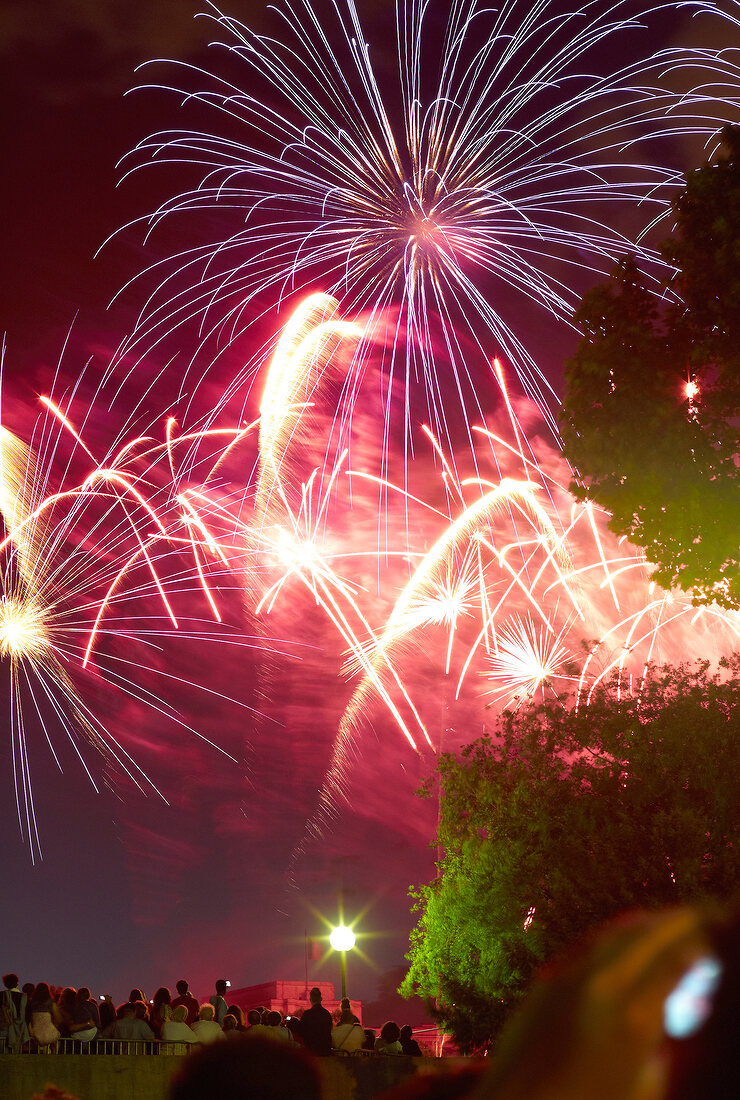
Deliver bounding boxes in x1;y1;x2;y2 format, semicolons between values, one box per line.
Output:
0;976;424;1060
5;902;738;1100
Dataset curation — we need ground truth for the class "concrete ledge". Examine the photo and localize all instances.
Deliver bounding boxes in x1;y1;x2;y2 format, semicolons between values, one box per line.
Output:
0;1054;186;1100
0;1053;452;1100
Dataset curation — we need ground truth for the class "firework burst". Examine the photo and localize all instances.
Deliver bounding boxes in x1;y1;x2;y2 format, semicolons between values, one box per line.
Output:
0;367;263;862
285;345;740;840
113;0;738;451
482;613;578;706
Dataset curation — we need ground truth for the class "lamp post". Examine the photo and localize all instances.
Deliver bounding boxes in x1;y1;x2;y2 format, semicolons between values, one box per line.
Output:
329;924;356;1000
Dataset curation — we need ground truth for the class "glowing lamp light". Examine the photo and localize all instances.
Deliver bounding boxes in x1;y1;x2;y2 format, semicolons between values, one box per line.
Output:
329;925;356;952
330;924;356;1000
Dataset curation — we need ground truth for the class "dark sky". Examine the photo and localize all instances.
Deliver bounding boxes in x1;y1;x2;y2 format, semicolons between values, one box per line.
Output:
1;0;737;1020
0;0;441;1015
1;2;204;360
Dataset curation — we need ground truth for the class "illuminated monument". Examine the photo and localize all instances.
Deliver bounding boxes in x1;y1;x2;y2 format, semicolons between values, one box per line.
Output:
227;980;363;1025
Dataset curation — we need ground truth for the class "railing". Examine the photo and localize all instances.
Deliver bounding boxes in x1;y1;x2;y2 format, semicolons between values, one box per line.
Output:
1;1038;164;1056
1;1038;416;1057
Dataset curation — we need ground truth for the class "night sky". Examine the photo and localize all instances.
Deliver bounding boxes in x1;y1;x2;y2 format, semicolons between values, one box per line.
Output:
1;0;737;1018
0;0;442;1014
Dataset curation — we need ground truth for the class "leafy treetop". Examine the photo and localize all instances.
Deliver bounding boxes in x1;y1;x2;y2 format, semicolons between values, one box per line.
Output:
401;658;740;1052
560;127;740;608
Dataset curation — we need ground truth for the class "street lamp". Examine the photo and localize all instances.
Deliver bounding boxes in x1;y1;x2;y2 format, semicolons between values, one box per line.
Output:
329;924;356;1000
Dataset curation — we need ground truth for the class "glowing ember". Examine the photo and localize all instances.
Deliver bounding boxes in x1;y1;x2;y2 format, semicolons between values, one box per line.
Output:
0;598;48;660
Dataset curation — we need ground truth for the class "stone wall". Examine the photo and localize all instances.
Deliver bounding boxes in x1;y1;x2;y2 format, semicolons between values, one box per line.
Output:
0;1054;184;1100
0;1053;466;1100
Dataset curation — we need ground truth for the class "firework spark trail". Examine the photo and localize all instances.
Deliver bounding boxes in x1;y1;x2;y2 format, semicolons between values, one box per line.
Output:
140;290;737;851
197;441;433;753
3;325;738;870
0;373;269;862
333;358;577;731
26;298;432;789
0;428;43;588
300;445;575;835
284;345;740;843
111;0;739;455
256;292;363;515
482;614;579;707
340;472;568;710
0;420;174;861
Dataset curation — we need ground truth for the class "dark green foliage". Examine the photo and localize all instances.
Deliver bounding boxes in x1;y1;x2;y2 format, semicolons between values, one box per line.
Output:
560;128;740;608
401;659;740;1050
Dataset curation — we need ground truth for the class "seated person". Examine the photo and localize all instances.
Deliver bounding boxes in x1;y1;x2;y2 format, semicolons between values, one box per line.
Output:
227;1006;247;1032
107;1002;155;1042
375;1021;403;1054
244;1009;272;1039
332;1010;365;1053
192;1003;225;1044
400;1024;423;1056
222;1014;241;1038
339;997;360;1023
162;1005;198;1045
28;983;62;1050
266;1010;292;1042
76;989;101;1032
98;995;116;1031
67;994;98;1043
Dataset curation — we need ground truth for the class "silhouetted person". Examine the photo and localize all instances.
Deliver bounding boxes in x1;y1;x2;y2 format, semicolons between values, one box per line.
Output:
1;973;29;1051
150;986;173;1039
76;988;100;1032
245;1009;271;1039
172;980;200;1026
28;982;61;1049
340;996;360;1023
99;996;115;1031
379;1064;485;1098
400;1024;423;1056
376;1020;402;1054
227;1005;246;1031
209;979;229;1024
332;1009;364;1052
109;1002;154;1042
297;987;332;1056
66;988;98;1043
222;1013;240;1038
169;1035;323;1100
475;905;739;1100
266;1010;292;1041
